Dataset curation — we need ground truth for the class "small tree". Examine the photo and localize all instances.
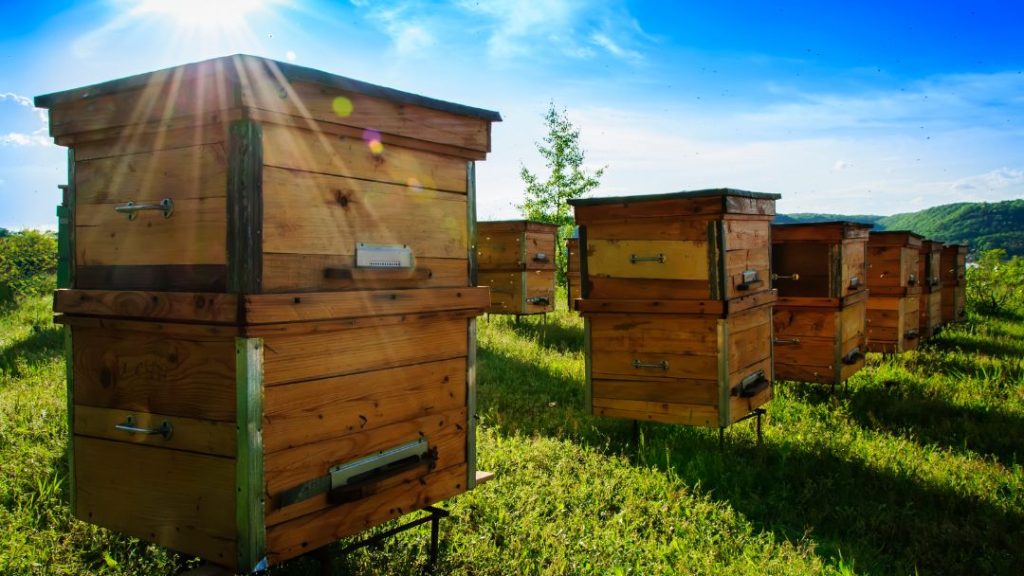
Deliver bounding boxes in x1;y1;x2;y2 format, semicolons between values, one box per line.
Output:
966;249;1024;315
518;102;605;287
0;230;57;305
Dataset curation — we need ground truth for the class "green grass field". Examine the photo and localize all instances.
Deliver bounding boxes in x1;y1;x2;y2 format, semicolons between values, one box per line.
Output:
2;292;1022;575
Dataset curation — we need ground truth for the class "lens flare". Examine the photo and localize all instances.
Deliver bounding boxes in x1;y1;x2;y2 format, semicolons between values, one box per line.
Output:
332;96;354;117
363;128;383;156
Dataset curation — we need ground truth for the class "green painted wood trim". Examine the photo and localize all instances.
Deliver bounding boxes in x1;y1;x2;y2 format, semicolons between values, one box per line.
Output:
578;226;589;299
717;319;730;428
467;162;478;287
64;327;75;514
708;221;723;300
583;318;593;413
235;337;266;573
227;119;264;296
64;149;76;288
466;160;478;490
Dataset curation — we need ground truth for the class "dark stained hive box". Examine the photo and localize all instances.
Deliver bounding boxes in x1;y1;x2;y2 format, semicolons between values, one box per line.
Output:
865;231;923;353
567;235;581;311
570;190;778;429
940;244;968;324
38;54;500;573
918;240;944;338
771;222;870;386
476;220;557;315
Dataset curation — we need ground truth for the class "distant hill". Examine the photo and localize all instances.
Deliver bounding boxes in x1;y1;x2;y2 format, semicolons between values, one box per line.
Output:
776;199;1024;257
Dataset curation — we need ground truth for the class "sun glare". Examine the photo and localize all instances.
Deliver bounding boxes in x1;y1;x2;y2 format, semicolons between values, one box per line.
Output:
132;0;268;30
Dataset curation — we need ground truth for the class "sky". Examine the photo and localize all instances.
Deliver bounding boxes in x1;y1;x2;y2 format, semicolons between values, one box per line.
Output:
1;0;1022;230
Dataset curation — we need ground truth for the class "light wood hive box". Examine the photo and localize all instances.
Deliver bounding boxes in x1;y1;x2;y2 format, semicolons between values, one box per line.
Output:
865;231;924;353
918;240;944;338
37;54;501;573
569;190;778;429
940;244;968;324
771;222;870;386
566;236;581;311
476;220;558;315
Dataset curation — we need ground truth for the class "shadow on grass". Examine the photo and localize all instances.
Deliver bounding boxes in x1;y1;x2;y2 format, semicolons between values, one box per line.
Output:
480;313;584;354
0;323;63;377
846;385;1023;466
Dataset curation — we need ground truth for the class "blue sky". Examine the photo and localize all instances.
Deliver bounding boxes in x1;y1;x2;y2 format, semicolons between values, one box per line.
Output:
1;0;1022;229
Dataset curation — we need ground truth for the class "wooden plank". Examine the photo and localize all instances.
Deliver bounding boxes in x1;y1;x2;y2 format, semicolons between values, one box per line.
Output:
74;404;235;457
725;219;770;250
589;314;718;355
227;119;264;294
728;382;772;422
592;398;719;427
263;358;466;453
724;196;776;216
573;196;724;223
841;239;867;297
727;323;772;375
69;121;231;161
773;336;835;371
239;73;492;153
522;231;557;271
841;299;867;343
72;327;236;421
241;309;477;338
54;289;238;323
75;143;227;205
577;298;724;316
243;287;488;324
584;219;708;242
479;271;521;314
592;351;718;382
524;270;556;313
75;264;229;292
74;436;236;568
261;123;468;194
265;463;468;565
262;166;467;258
724;246;771;299
262;316;467;385
587;239;709;280
775;362;834;385
728;355;773;390
592;378;717;405
476;226;523;271
76;197;227;266
587;277;710;300
773;306;837;339
265;408;466;526
262;254;467;293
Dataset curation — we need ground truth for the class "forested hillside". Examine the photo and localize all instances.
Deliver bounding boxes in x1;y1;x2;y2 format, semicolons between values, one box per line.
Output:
776;199;1024;256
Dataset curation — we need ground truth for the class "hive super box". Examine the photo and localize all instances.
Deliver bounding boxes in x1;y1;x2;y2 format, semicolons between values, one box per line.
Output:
941;244;968;324
476;220;558;315
771;222;870;386
38;54;500;572
865;231;923;353
918;239;944;339
570;190;778;429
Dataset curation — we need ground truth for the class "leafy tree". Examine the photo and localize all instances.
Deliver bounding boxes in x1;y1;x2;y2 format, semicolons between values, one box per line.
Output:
0;229;57;305
518;102;605;286
966;249;1024;315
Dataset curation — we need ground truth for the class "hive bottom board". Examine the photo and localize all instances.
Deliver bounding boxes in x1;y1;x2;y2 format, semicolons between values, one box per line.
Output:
59;303;479;572
867;295;920;354
479;270;555;315
919;291;943;338
773;295;867;386
584;303;774;428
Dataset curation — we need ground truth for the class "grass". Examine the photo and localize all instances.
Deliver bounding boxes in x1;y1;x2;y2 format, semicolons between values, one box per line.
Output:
2;291;1023;575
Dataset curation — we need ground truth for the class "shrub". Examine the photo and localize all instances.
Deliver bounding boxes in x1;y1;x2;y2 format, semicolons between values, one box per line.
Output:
0;230;57;305
966;248;1024;315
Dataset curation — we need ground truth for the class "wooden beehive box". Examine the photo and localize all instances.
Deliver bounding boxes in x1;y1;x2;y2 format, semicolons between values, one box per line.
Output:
476;220;557;315
38;54;500;573
771;222;870;386
567;235;581;311
940;244;968;324
918;240;944;338
865;231;923;353
570;190;778;428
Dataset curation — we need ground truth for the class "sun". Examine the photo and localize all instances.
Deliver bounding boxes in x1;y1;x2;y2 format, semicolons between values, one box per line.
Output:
131;0;271;30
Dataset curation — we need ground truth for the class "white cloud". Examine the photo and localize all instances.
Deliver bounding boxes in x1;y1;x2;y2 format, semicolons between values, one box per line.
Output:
0;93;52;147
832;160;852;172
951;168;1024;193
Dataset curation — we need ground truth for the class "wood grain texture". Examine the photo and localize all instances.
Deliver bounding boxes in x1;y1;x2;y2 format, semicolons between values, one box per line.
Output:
587;239;709;281
592;378;717;405
75;143;227;206
593;399;719;427
261;123;468;194
243;287;488;324
74;404;235;457
263;358;466;453
262;315;467;385
262;254;467;293
262;166;467;259
74;264;229;292
74;436;237;567
54;289;238;323
71;326;236;421
70;122;231;161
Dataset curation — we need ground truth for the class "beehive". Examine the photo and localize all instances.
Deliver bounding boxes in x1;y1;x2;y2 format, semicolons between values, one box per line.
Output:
38;54;500;572
865;231;923;353
476;220;557;315
570;190;778;428
918;240;944;338
567;235;581;310
771;222;870;386
940;244;968;324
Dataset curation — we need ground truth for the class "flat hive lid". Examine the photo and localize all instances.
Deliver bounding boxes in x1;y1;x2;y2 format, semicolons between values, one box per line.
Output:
868;230;925;248
478;220;560;233
568;188;780;206
772;220;873;242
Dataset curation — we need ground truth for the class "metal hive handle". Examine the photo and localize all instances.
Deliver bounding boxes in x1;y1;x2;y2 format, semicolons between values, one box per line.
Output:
114;415;173;440
630;253;665;264
771;272;800;281
114;198;174;221
632;359;669;371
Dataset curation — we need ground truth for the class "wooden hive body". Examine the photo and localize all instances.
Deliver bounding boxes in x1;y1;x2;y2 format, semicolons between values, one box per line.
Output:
865;231;923;353
39;54;500;573
940;244;968;324
476;220;557;315
771;222;870;386
570;190;779;428
566;236;581;311
918;240;944;338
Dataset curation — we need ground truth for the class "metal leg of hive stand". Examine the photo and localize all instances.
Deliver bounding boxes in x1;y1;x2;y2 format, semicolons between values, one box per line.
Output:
718;426;725;449
318;506;450;575
727;408;767;447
